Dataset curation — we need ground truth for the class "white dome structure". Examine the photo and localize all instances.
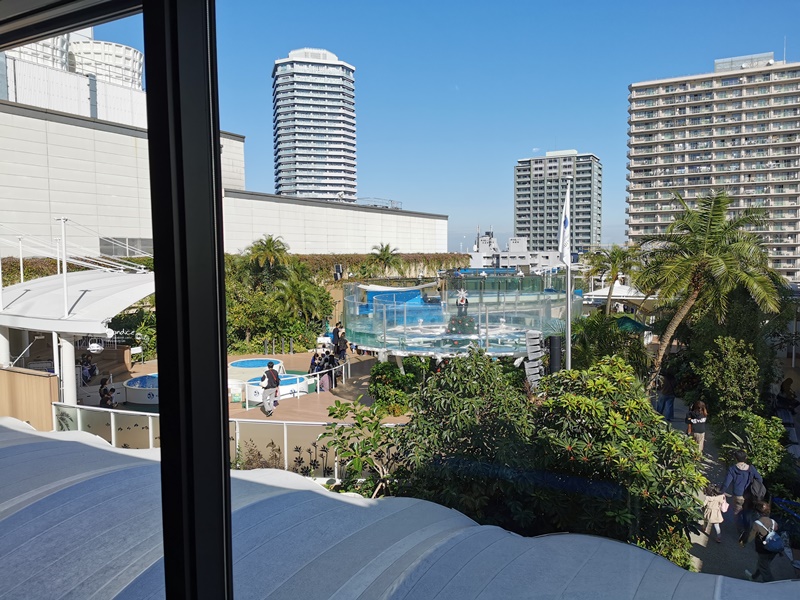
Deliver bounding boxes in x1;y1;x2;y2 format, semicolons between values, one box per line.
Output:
3;34;70;70
68;39;144;90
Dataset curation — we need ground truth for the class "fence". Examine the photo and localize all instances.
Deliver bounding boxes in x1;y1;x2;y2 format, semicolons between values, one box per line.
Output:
51;390;379;479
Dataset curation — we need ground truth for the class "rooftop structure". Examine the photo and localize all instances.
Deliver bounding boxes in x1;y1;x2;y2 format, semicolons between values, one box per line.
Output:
272;48;357;201
627;52;800;281
2;418;797;599
514;150;602;253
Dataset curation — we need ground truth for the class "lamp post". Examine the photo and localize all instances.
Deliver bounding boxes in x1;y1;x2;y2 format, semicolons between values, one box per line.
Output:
55;218;69;318
18;237;23;283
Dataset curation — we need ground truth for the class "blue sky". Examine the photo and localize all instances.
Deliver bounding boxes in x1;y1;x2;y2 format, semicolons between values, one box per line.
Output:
97;0;800;252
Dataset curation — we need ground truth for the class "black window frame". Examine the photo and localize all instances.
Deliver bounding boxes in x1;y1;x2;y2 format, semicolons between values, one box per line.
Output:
0;1;233;598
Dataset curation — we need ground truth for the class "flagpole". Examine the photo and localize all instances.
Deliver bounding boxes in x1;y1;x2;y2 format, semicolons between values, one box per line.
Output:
559;178;573;370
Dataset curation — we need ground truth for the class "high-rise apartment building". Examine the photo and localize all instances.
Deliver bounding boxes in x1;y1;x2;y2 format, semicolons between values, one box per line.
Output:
627;52;800;281
514;150;602;253
272;48;357;201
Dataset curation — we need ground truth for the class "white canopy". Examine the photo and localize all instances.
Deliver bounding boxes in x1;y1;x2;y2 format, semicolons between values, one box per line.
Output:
357;282;438;292
584;283;649;301
0;271;154;336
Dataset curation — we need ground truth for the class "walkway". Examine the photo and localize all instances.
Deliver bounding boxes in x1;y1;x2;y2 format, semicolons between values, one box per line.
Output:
669;396;799;581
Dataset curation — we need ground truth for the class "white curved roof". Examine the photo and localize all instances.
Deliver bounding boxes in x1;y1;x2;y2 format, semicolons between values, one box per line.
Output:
0;271;154;336
1;417;797;599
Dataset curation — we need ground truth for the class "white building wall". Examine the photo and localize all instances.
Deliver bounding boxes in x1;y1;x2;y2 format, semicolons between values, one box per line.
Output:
223;191;448;255
0;103;446;258
95;80;147;128
9;60;91;117
220;133;245;190
0;109;152;255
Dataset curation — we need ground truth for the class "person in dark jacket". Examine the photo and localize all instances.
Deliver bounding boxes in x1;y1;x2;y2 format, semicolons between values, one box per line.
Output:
685;400;708;453
743;501;780;582
336;329;349;361
722;450;764;535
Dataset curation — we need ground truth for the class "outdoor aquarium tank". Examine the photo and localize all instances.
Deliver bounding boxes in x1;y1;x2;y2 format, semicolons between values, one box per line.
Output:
343;272;582;357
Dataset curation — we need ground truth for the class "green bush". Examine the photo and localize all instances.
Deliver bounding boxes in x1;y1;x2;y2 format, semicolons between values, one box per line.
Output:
398;352;703;568
692;337;760;428
368;361;416;415
718;412;786;478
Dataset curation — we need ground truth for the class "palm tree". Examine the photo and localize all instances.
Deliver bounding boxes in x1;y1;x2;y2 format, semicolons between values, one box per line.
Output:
370;243;403;276
640;190;783;390
571;312;651;380
247;235;289;270
272;268;331;324
585;244;640;315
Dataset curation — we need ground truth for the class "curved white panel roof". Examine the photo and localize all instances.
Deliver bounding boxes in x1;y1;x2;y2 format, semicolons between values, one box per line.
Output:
0;271;154;336
0;418;797;598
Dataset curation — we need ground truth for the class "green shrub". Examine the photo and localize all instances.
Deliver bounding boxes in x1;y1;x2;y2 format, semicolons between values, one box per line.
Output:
692;337;760;428
398;352;703;569
718;412;786;478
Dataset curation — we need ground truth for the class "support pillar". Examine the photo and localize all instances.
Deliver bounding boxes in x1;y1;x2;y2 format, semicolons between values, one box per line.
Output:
0;325;10;367
60;333;77;406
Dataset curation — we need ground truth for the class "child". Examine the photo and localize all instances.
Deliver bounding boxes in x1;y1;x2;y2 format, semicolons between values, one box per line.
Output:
704;483;727;543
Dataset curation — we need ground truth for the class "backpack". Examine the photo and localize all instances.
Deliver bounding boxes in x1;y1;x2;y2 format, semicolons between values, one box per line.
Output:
755;519;784;553
260;370;278;389
748;475;767;501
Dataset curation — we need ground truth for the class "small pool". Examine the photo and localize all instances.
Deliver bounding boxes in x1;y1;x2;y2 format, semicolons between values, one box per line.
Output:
245;374;309;405
229;358;284;370
123;374;159;405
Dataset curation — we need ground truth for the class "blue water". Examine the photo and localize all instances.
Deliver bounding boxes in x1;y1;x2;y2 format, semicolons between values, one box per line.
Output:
229;358;284;369
124;374;159;389
247;374;305;385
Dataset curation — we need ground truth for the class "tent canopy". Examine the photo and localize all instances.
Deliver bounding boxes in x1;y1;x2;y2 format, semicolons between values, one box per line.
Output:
0;271;154;336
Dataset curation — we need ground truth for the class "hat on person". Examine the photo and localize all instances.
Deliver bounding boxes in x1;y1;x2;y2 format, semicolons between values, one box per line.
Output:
267;361;274;368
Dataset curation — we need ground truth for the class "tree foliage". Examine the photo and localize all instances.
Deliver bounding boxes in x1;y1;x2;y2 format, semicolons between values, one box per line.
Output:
691;337;760;428
391;351;703;567
584;244;640;315
640;190;783;389
570;312;650;380
533;357;705;560
370;243;404;276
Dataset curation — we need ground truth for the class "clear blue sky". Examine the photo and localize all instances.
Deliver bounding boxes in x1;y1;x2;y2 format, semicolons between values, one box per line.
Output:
97;0;800;252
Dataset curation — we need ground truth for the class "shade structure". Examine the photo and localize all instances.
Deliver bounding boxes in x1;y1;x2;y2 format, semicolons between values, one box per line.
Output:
0;271;154;336
1;417;798;599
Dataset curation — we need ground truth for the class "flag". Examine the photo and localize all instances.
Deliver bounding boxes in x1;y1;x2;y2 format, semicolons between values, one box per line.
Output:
558;179;571;264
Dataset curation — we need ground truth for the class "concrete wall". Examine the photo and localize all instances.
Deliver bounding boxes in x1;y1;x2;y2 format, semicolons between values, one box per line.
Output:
0;367;58;430
0;102;245;256
223;190;448;254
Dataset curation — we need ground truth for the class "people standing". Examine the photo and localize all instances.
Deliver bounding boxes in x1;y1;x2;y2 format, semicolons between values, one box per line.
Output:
722;450;764;536
655;372;676;421
336;329;349;362
332;322;342;347
259;361;280;417
685;400;708;453
703;483;727;543
743;501;781;582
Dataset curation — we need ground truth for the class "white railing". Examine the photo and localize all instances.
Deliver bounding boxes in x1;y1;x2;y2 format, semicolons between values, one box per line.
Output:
52;396;395;479
240;359;351;410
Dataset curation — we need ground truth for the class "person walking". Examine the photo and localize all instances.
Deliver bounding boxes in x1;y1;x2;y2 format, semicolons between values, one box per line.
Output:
685;400;708;453
722;450;764;536
743;501;781;582
703;483;727;543
336;329;349;362
259;361;280;417
655;372;676;421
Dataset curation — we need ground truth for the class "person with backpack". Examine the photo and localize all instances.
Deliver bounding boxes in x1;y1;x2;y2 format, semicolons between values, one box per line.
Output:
721;450;764;535
259;362;280;417
743;501;783;582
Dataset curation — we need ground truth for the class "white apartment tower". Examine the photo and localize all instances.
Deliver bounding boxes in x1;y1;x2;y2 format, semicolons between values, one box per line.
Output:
514;150;602;253
627;52;800;281
272;48;357;201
